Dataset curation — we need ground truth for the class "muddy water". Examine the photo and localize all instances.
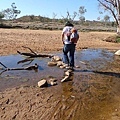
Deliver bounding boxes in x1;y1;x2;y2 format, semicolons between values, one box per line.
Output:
0;49;114;91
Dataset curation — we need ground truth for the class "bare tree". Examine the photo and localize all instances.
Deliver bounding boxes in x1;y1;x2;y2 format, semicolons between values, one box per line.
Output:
66;11;71;20
72;11;77;21
61;11;71;22
52;12;57;22
61;10;78;23
97;0;120;34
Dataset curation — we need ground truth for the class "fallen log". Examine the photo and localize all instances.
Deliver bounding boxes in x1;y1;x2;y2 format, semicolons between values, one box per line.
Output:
0;62;39;75
17;46;53;58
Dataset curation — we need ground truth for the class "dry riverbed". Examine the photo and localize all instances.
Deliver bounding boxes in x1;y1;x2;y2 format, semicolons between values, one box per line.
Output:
0;29;120;120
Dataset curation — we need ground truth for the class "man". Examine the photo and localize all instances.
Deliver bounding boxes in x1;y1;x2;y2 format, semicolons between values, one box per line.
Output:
61;21;79;71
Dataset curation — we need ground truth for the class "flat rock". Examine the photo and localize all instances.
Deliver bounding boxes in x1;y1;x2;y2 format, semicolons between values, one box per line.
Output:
64;71;70;76
115;50;120;55
50;81;57;86
47;61;57;66
59;65;65;69
53;56;62;61
57;61;63;67
38;79;48;87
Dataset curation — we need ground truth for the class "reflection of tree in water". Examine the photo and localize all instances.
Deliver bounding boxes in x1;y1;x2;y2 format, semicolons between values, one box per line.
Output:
17;58;34;66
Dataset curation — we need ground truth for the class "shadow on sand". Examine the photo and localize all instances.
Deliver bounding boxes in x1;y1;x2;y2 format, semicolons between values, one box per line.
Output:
75;69;120;78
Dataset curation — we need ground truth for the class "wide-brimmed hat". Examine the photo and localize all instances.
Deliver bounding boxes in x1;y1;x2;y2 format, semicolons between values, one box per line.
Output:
65;21;74;27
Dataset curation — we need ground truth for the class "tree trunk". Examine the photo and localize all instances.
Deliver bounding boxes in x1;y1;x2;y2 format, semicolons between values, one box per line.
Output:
117;25;120;35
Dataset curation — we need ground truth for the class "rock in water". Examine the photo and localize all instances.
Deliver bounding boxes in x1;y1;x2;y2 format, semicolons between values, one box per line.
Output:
49;78;57;86
38;79;48;87
47;61;57;66
61;76;69;83
115;50;120;55
50;81;57;86
57;61;63;67
64;71;70;76
53;56;62;61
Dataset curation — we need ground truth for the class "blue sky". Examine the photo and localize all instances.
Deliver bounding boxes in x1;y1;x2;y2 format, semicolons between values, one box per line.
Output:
0;0;109;20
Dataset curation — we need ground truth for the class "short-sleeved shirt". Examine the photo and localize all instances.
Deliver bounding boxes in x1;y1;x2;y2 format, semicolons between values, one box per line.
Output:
62;26;73;44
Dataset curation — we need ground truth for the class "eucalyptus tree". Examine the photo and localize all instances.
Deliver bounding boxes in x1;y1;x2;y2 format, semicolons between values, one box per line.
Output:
97;0;120;34
0;12;4;23
78;6;87;23
2;2;21;20
104;15;110;26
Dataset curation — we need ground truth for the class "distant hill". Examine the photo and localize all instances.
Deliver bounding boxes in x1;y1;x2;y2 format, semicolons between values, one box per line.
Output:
17;15;52;22
0;15;117;32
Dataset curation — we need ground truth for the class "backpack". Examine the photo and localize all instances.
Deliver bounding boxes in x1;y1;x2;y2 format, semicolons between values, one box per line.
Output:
70;28;79;43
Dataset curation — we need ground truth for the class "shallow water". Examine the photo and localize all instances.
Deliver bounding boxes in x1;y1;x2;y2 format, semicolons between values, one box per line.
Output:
0;49;115;91
0;49;120;120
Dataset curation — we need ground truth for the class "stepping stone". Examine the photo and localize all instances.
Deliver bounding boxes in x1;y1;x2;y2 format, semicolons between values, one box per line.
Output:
47;61;57;66
53;56;62;61
50;81;57;86
57;61;63;67
38;79;48;87
61;76;69;82
49;78;57;86
66;69;73;73
115;50;120;55
64;71;70;76
59;65;65;69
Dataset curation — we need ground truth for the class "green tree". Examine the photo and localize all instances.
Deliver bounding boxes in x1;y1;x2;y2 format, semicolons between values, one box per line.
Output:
0;12;4;23
79;16;85;23
2;2;21;20
30;15;35;21
78;6;87;23
104;15;110;27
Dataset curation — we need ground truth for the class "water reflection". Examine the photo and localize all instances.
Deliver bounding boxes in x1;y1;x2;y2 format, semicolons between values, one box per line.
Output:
0;49;116;91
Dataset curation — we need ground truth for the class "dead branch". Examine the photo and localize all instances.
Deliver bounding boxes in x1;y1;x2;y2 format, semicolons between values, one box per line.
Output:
9;63;38;70
17;51;36;57
0;62;7;68
22;46;37;55
17;46;53;58
0;62;39;75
